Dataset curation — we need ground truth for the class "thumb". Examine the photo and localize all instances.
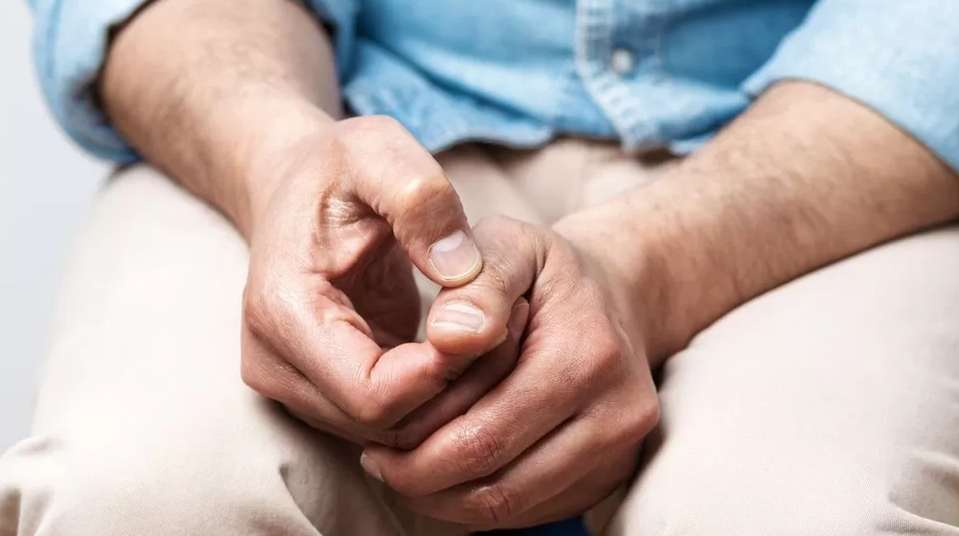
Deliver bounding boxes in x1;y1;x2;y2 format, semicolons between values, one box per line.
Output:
380;172;481;286
426;216;542;356
344;117;482;287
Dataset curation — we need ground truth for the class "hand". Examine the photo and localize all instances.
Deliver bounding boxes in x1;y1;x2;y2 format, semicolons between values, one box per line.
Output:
240;116;526;446
100;0;540;450
360;216;660;530
99;0;534;449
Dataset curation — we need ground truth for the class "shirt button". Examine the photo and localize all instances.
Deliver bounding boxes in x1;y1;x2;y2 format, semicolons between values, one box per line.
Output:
609;47;636;76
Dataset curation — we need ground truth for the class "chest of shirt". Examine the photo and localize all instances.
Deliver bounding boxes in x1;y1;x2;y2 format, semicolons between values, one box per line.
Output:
355;0;813;88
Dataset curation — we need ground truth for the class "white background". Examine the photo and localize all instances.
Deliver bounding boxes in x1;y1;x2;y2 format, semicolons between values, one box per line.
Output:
0;2;107;451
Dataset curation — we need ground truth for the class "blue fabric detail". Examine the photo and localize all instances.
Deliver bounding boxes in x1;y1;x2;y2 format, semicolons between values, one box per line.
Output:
30;0;959;172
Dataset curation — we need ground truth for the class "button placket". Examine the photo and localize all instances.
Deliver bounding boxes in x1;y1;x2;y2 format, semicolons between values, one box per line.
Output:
609;47;636;76
575;0;657;148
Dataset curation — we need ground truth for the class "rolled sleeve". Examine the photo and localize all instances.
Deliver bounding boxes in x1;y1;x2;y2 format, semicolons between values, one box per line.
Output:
28;0;357;162
743;0;959;172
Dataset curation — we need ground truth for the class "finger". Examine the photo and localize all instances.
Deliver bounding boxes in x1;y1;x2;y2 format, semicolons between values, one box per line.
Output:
363;267;639;496
360;331;591;496
338;116;482;287
379;299;530;450
408;418;638;529
241;325;358;437
285;406;362;444
305;320;467;428
469;452;637;531
348;240;421;348
399;419;589;526
427;216;543;356
244;273;466;430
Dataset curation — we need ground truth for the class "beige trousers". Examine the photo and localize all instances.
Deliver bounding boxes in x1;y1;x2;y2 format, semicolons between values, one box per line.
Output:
2;139;959;536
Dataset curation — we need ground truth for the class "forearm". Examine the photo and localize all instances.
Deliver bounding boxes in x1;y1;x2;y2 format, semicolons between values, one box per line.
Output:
559;81;959;364
100;0;341;237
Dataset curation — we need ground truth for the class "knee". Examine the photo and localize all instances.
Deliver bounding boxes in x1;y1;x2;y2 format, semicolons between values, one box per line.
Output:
607;444;959;536
1;436;64;536
0;431;280;536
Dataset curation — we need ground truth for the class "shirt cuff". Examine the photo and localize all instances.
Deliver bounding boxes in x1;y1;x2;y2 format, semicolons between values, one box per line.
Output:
30;0;358;163
743;0;959;173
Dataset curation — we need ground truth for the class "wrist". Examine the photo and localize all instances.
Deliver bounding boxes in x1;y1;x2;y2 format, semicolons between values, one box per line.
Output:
99;0;342;239
555;81;959;369
229;97;337;237
105;55;336;237
137;90;336;239
553;211;687;367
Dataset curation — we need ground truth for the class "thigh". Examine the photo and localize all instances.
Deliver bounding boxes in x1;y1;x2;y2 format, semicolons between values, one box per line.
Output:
0;167;453;536
440;144;544;226
490;139;676;224
606;225;959;535
0;144;546;536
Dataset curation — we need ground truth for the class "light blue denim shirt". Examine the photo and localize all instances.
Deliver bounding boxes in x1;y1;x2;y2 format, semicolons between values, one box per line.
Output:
27;0;959;172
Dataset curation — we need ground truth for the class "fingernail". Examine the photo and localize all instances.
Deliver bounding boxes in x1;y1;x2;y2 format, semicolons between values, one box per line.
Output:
429;231;481;282
431;302;485;333
360;452;382;481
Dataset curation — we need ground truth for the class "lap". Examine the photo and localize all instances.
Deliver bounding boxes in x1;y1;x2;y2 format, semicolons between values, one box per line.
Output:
605;224;959;535
1;166;416;535
0;144;539;536
2;139;957;536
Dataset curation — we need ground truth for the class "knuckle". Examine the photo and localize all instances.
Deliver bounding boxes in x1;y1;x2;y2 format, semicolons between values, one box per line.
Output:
394;173;454;212
474;215;527;240
477;256;517;295
452;424;505;478
240;298;284;398
242;271;299;341
402;344;459;389
615;399;661;448
238;345;294;403
351;402;389;430
593;327;624;369
349;391;398;430
239;354;270;395
357;114;406;134
536;272;574;305
241;282;275;339
637;398;661;434
557;323;624;398
336;115;405;143
471;484;524;527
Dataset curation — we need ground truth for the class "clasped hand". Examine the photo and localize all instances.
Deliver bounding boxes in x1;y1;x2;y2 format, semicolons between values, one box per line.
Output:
239;116;659;529
363;216;660;529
